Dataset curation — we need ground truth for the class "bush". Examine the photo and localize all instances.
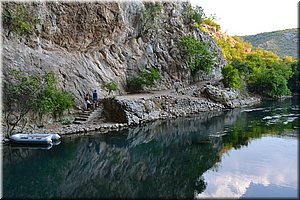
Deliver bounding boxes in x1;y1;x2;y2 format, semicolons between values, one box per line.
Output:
3;70;75;135
127;67;160;92
3;3;40;36
221;64;242;89
248;67;291;98
36;72;75;120
185;4;205;26
179;34;216;74
288;61;300;94
103;80;118;95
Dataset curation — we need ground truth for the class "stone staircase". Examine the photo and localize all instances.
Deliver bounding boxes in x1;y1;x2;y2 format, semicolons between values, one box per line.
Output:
73;102;104;124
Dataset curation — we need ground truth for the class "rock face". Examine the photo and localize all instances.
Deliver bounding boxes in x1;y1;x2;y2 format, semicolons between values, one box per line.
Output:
2;1;227;107
102;91;259;126
104;94;224;126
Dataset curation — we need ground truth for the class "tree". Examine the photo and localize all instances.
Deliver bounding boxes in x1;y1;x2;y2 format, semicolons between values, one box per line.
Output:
248;65;292;98
3;70;43;136
288;61;300;94
179;34;216;74
3;71;74;136
221;64;241;89
103;80;118;96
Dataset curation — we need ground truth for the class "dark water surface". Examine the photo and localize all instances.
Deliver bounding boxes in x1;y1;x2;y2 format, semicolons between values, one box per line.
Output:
2;97;298;198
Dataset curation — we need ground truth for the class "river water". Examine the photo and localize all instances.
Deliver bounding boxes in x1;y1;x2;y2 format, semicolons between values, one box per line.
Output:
2;96;298;198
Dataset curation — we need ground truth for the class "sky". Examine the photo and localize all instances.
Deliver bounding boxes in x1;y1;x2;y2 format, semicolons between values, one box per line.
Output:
190;0;299;36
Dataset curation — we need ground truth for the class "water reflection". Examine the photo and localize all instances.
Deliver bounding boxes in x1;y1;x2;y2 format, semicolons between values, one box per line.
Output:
3;97;298;198
196;136;298;198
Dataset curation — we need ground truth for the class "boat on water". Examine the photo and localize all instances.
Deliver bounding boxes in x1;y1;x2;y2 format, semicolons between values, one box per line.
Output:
9;133;61;145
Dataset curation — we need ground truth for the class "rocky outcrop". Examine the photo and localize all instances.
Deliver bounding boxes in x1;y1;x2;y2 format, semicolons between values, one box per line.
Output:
103;94;225;126
2;1;227;107
102;90;259;126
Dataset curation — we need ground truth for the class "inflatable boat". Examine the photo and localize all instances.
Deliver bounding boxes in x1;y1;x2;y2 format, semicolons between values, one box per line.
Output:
9;133;61;145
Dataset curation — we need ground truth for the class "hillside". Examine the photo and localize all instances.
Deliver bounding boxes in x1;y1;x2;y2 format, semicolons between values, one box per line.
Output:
241;28;298;59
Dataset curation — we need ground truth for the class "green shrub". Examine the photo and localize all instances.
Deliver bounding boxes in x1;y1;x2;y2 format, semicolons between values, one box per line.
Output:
3;70;74;135
36;72;75;120
185;4;205;25
127;67;160;92
3;3;41;36
248;67;291;98
103;80;118;95
221;64;242;89
179;34;216;74
288;61;300;94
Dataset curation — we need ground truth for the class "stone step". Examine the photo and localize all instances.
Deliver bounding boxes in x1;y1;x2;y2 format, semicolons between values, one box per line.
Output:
77;114;90;118
73;120;84;124
74;117;89;121
82;111;93;114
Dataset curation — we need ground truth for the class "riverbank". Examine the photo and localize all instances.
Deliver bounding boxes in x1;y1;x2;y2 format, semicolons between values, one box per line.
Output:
8;86;261;137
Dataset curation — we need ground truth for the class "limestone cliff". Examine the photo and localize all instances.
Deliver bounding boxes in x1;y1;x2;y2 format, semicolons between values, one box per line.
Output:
2;1;227;107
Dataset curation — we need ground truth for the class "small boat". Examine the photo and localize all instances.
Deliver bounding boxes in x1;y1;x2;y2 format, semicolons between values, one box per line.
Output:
29;133;61;140
9;133;61;145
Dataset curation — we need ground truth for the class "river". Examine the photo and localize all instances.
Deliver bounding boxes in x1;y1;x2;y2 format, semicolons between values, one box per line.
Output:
2;96;298;198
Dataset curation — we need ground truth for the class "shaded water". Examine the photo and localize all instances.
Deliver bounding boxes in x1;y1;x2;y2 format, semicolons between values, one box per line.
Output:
2;97;298;198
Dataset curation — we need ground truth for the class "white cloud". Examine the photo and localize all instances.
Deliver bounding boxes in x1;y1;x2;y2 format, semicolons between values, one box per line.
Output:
195;136;298;198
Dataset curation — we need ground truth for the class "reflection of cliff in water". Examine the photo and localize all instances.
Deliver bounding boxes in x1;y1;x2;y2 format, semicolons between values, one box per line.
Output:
4;106;292;199
64;111;229;198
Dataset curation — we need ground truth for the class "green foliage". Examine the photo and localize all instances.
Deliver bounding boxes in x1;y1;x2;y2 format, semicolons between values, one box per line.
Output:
179;34;216;74
210;27;295;98
288;61;300;94
36;72;75;120
3;3;41;36
185;4;205;26
103;80;118;95
248;63;292;98
127;67;160;92
3;71;74;135
221;64;241;89
214;36;252;61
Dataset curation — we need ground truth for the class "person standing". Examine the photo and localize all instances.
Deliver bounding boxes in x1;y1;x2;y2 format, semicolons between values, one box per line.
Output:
85;93;92;110
92;90;98;108
174;79;181;93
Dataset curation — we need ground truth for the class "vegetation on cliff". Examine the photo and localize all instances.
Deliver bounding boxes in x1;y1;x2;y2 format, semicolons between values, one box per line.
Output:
126;67;160;93
179;34;216;74
201;17;299;98
3;3;40;36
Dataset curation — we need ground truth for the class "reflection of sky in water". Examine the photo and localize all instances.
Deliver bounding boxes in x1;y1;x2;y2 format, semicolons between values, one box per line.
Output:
196;136;298;198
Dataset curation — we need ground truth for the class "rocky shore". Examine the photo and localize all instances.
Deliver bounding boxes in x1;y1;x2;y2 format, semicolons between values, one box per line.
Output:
11;86;260;137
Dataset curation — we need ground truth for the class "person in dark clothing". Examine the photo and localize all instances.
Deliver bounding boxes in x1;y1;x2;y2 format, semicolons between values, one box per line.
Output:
85;93;92;110
92;90;98;107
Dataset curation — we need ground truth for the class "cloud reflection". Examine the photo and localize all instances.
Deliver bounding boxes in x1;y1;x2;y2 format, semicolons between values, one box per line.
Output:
196;136;298;198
